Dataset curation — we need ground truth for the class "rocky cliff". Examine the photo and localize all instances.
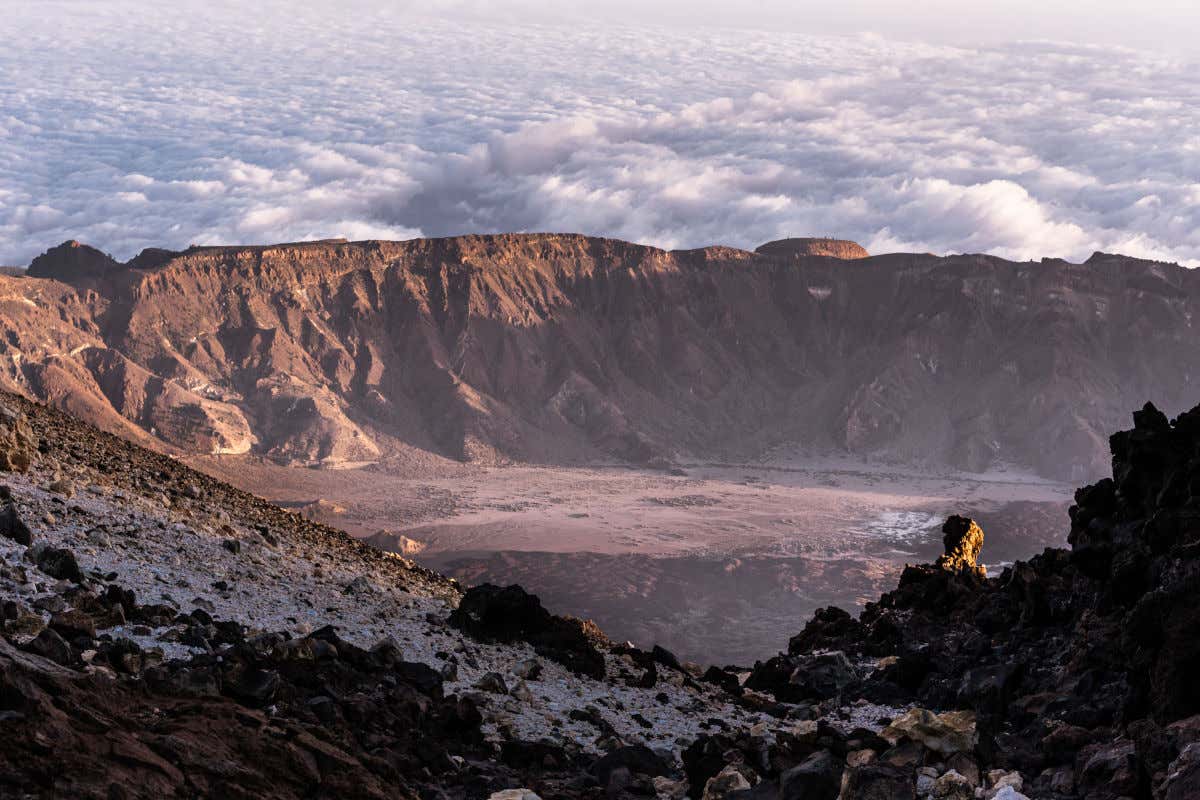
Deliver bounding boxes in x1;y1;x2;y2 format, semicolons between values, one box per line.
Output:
6;235;1200;479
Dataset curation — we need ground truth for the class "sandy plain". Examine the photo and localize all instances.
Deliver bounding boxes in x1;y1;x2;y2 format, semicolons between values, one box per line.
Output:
193;451;1073;663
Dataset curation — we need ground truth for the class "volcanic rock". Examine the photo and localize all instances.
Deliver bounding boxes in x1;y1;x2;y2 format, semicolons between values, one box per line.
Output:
49;610;96;641
702;765;751;799
36;547;84;583
24;628;73;666
839;762;915;799
450;583;606;678
935;515;985;578
0;503;32;545
778;749;841;799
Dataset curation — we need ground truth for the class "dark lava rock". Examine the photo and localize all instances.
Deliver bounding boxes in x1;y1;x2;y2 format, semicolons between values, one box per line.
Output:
36;547;83;583
49;610;96;641
0;503;31;545
701;666;742;695
24;628;73;666
840;763;915;799
474;671;508;694
590;745;670;785
449;583;606;679
778;750;842;800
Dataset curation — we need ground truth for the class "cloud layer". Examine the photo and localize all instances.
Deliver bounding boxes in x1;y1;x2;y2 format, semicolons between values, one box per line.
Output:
1;1;1198;265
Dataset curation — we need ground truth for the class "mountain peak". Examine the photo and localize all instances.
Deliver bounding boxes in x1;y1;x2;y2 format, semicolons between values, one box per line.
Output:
27;240;123;282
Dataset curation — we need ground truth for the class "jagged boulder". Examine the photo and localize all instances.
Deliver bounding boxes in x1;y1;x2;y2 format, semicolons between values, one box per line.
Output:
881;708;977;756
935;515;985;578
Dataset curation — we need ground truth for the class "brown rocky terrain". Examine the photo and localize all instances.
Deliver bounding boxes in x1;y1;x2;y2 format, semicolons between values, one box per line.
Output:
5;234;1199;480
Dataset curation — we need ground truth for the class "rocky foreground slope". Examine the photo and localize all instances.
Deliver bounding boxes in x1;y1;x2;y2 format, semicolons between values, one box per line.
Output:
4;235;1200;478
3;393;1200;797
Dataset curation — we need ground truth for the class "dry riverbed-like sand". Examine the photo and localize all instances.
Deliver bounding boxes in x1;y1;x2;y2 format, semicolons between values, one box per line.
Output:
193;452;1073;663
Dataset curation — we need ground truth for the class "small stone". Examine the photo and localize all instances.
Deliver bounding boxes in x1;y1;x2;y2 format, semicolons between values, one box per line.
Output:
344;575;372;594
36;547;83;583
25;628;73;665
779;749;840;799
990;788;1030;800
486;791;541;800
986;770;1023;794
47;477;74;497
1045;767;1073;795
50;610;97;641
221;539;241;554
475;672;509;694
652;776;687;799
947;753;980;786
933;769;974;800
511;679;534;703
0;503;32;546
513;658;542;680
702;765;751;800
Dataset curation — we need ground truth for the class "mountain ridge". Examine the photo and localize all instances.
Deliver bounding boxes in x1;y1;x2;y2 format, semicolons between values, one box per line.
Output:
5;233;1200;480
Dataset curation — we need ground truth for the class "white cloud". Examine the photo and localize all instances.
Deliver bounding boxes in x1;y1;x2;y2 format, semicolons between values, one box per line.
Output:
0;2;1197;266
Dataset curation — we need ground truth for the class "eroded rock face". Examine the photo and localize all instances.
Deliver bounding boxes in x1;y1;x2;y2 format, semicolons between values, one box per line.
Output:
8;235;1200;478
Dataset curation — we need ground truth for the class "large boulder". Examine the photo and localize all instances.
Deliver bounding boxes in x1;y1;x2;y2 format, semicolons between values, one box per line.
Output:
779;750;841;799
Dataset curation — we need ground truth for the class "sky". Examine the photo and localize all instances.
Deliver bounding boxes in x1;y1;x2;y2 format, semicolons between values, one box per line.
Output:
1;1;1198;265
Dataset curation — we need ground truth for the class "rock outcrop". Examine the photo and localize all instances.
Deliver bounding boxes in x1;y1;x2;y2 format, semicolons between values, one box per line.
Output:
755;236;870;259
449;583;609;679
4;235;1200;478
934;514;985;578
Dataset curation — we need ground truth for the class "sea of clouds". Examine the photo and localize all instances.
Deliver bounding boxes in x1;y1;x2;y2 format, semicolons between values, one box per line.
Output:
1;1;1198;265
